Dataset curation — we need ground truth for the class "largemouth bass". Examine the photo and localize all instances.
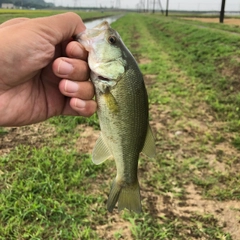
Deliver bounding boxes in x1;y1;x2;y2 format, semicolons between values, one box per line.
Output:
77;21;155;213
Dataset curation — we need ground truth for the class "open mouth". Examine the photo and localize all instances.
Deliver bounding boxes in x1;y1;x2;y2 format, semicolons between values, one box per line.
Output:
98;76;110;81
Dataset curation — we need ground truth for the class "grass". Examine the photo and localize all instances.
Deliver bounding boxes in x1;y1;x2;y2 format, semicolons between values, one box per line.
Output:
48;115;99;134
177;16;240;34
0;127;8;136
1;12;240;239
124;212;232;239
0;9;120;23
0;145;104;239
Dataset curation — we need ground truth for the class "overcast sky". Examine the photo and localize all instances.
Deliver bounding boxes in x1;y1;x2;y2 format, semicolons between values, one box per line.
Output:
47;0;239;11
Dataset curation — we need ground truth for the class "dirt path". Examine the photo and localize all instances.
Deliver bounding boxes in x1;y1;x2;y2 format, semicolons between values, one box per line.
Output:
183;17;240;26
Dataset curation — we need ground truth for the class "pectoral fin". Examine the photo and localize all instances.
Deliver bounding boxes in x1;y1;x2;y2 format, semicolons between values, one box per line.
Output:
142;125;156;158
92;134;112;165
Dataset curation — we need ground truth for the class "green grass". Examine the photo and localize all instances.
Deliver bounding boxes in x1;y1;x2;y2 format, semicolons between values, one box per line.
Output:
0;9;119;23
177;17;240;34
0;127;8;136
123;212;232;239
48;115;99;134
0;145;106;239
1;12;240;239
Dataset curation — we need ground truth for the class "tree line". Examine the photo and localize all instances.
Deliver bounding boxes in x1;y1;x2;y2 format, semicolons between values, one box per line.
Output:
0;0;54;8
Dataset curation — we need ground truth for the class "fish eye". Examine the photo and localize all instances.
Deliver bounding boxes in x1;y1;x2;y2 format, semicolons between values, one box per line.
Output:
108;36;117;44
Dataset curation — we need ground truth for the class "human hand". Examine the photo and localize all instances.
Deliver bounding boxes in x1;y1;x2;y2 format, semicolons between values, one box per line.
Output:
0;12;96;127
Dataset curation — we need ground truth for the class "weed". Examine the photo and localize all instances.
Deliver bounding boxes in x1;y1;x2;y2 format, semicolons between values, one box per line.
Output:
48;115;99;134
0;145;105;238
0;127;8;136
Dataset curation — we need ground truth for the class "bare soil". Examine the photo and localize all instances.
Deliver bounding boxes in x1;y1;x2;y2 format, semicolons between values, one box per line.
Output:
183;17;240;26
0;122;56;156
75;125;99;154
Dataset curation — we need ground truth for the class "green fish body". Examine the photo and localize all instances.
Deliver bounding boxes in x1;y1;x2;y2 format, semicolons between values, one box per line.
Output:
77;21;155;213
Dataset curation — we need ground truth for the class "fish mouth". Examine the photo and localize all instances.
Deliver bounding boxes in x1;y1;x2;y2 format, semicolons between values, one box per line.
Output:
98;76;110;81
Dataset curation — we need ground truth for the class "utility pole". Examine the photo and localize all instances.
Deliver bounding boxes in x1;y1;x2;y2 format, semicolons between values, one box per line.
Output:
158;0;164;14
166;0;169;16
152;0;155;13
220;0;226;23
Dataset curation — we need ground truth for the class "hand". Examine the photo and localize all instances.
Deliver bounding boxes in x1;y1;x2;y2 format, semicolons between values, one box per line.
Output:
0;12;96;127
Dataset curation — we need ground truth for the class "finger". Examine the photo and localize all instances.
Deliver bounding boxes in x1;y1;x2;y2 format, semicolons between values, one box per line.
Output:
61;98;97;117
31;12;86;45
59;79;95;100
0;18;29;28
66;41;88;60
52;57;90;80
70;98;97;117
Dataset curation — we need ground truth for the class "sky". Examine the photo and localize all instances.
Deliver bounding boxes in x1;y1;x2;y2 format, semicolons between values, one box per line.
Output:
46;0;239;11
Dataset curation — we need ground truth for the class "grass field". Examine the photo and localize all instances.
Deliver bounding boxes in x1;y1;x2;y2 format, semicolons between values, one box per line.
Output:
1;11;240;239
0;9;119;23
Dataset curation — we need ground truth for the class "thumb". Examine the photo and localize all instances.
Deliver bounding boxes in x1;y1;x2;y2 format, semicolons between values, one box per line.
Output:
31;12;86;45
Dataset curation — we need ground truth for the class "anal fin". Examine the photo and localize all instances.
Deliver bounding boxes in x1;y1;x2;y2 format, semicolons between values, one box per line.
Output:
142;124;156;158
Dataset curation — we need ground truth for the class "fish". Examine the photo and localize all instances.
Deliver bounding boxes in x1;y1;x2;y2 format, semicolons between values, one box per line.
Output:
77;21;156;213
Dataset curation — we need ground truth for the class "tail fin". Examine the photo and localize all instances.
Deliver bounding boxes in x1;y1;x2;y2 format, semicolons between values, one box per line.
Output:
107;179;142;213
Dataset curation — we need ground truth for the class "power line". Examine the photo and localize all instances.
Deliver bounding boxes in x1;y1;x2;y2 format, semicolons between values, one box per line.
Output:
152;0;163;14
157;0;164;14
115;0;120;8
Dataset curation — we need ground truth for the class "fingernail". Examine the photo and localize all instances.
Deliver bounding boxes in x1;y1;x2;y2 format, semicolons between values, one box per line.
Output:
65;80;78;93
75;99;86;108
58;60;73;75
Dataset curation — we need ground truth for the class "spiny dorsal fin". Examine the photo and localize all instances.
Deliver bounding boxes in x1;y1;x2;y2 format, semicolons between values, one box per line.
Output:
142;124;156;158
92;134;112;165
